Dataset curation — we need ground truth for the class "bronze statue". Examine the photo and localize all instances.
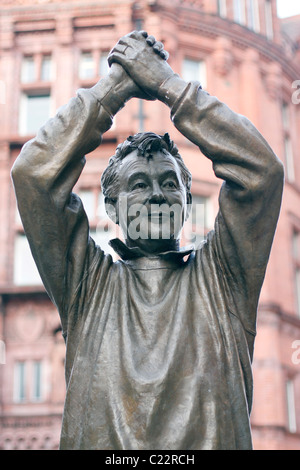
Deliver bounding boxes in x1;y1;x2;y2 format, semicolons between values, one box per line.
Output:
11;31;284;450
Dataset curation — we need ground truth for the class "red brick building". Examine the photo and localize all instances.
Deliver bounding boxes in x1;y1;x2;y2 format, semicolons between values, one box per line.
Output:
0;0;299;450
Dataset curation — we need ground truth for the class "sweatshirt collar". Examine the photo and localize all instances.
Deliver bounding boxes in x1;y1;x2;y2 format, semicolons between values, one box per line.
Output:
109;238;194;265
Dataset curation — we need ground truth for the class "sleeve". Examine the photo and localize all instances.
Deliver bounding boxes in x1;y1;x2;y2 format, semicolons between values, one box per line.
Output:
160;77;284;340
11;81;122;336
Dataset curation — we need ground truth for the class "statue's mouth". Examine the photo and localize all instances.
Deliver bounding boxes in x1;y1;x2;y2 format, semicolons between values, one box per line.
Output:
148;212;173;222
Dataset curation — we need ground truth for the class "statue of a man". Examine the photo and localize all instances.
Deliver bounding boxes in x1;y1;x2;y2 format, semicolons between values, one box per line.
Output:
11;31;284;450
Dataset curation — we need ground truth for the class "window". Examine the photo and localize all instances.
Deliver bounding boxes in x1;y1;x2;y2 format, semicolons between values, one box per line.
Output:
21;54;53;83
292;230;300;260
97;191;109;222
247;0;260;32
79;52;95;79
293;229;300;254
182;58;207;89
19;93;51;135
286;379;297;433
19;55;53;136
91;227;115;256
217;0;227;17
185;195;213;247
282;102;289;129
14;362;26;403
265;0;273;40
282;103;295;183
292;229;300;317
32;361;42;401
77;188;114;223
14;361;44;403
15;203;22;226
78;50;110;80
41;55;52;81
99;52;109;76
284;137;295;182
93;192;116;256
78;189;96;221
76;189;115;250
295;268;300;318
14;234;42;286
21;56;35;83
233;0;246;25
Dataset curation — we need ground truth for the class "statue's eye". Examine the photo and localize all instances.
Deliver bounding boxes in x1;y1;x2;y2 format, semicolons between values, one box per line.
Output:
165;181;177;188
132;182;147;190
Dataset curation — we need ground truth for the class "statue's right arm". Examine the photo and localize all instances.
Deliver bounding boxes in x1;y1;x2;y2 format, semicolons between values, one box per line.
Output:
10;66;134;333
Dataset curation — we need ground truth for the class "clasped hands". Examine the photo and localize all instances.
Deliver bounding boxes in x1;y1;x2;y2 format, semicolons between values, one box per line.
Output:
107;30;175;102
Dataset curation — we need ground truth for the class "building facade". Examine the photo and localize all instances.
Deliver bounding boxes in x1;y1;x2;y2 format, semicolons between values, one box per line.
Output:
0;0;299;450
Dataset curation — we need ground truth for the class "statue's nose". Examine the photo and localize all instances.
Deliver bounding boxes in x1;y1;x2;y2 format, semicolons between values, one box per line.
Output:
149;183;166;204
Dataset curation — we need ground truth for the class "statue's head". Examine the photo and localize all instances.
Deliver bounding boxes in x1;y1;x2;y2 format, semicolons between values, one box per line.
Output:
101;132;192;254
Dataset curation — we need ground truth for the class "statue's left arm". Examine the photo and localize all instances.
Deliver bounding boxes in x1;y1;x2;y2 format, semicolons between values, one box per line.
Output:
159;76;284;339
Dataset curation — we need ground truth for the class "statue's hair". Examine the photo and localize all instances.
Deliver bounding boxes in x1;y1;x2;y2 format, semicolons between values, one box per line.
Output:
101;132;192;200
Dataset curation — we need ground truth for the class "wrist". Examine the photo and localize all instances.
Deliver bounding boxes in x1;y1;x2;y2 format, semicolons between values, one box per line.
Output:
157;74;189;108
90;75;131;117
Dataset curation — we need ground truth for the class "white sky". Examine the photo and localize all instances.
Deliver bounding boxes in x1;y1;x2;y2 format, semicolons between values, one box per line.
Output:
276;0;300;18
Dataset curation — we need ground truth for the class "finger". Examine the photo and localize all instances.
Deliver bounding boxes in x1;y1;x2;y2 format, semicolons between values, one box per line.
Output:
109;36;136;56
160;50;169;61
109;38;128;56
146;35;156;46
128;30;140;39
111;38;130;49
153;41;164;52
110;44;130;55
128;30;148;40
118;39;129;45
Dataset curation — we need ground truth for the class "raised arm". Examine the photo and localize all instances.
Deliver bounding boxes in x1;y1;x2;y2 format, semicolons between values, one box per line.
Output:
11;59;151;333
167;80;284;338
109;32;284;338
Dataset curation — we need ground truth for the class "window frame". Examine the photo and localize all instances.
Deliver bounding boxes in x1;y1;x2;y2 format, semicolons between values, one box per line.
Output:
247;0;260;33
20;53;53;84
292;228;300;318
282;102;295;183
233;0;246;25
14;361;26;403
13;232;43;286
286;379;297;433
13;360;44;404
182;57;207;90
265;0;274;40
217;0;227;17
32;361;43;402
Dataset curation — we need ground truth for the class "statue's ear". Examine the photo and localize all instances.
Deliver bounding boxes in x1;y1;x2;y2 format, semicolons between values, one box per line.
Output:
185;192;192;221
104;197;119;225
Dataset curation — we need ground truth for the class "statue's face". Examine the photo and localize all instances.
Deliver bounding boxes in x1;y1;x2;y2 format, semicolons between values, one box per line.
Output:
115;149;190;253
